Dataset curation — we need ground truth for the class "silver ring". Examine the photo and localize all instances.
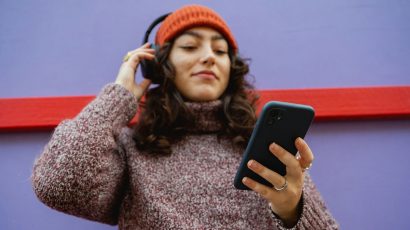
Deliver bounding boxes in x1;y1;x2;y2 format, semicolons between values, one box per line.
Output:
273;177;288;191
302;162;313;172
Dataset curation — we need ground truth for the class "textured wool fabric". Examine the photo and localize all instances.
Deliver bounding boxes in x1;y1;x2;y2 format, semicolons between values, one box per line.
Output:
32;83;338;229
155;4;238;52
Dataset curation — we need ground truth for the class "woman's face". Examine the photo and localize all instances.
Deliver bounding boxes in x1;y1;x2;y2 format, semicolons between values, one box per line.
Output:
169;27;231;102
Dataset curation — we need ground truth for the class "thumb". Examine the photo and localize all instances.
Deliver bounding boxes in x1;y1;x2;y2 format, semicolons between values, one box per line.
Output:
133;79;152;99
139;79;152;92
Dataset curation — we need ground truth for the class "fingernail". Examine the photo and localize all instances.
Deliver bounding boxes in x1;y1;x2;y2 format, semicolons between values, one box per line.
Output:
242;177;253;187
247;160;258;169
270;142;277;150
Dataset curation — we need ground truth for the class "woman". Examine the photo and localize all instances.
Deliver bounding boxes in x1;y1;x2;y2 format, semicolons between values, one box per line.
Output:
32;4;338;229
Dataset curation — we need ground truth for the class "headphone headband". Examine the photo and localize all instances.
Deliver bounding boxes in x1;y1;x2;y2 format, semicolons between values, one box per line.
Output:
140;13;171;84
142;13;171;45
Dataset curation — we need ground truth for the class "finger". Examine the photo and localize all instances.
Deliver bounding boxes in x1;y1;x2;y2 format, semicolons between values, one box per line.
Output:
144;48;156;53
135;48;155;54
137;47;156;53
242;177;274;200
295;138;314;169
133;43;154;52
132;79;151;100
126;49;156;59
126;53;155;66
126;47;155;58
130;52;155;61
142;42;151;48
128;43;151;52
247;159;285;188
269;142;300;176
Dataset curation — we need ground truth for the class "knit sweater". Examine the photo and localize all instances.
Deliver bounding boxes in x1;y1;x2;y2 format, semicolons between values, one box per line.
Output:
32;83;338;229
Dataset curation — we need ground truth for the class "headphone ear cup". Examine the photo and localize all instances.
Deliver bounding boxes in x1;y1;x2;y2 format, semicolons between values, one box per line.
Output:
140;58;161;84
140;44;163;84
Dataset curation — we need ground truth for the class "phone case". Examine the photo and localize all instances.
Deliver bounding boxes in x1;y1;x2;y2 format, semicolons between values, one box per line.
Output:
234;101;315;190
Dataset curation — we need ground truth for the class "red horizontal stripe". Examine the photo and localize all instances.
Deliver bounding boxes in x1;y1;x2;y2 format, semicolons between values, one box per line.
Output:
1;86;409;132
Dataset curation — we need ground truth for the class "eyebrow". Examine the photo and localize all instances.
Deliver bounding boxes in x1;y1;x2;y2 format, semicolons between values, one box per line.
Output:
180;30;225;41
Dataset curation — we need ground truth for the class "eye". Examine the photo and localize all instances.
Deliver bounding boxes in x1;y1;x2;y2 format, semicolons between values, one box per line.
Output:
180;46;197;51
215;49;228;55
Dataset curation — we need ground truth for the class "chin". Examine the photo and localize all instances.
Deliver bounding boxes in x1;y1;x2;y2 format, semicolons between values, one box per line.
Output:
186;91;220;102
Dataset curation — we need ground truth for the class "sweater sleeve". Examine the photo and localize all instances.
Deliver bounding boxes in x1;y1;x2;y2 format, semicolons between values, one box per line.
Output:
32;83;138;225
272;174;339;230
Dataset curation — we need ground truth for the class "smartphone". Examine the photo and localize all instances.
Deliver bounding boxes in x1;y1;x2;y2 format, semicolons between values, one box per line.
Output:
234;101;315;190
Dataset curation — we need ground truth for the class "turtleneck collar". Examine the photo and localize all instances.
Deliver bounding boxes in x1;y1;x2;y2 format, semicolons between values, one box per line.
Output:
184;100;224;133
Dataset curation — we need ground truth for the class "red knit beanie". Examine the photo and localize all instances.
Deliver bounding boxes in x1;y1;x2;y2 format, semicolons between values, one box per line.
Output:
155;4;238;53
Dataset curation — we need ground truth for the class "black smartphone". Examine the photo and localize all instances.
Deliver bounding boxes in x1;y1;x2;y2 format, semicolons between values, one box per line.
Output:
234;101;315;190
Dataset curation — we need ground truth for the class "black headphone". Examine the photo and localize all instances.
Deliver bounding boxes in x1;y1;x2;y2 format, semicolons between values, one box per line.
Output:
140;13;171;84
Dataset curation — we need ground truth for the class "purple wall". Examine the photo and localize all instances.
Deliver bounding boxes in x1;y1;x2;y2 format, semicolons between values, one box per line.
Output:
1;0;409;229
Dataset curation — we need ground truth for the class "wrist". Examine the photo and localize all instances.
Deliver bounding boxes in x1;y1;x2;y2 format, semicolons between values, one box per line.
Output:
269;202;300;228
114;81;135;96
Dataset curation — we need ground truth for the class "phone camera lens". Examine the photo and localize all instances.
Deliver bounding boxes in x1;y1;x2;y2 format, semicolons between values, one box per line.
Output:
268;109;283;124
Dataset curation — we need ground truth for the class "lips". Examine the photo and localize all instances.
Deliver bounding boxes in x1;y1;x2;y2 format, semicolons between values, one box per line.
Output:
192;70;217;80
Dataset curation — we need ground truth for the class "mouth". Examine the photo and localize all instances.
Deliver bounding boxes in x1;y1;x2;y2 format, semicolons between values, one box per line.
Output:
192;70;217;80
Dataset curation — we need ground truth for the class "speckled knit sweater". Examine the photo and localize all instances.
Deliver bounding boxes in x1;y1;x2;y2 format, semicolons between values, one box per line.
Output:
32;83;338;229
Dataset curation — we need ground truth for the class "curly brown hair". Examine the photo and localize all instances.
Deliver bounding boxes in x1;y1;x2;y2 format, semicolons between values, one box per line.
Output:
132;42;259;154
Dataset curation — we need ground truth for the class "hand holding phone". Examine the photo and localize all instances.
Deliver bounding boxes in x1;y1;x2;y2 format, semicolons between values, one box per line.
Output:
234;101;315;190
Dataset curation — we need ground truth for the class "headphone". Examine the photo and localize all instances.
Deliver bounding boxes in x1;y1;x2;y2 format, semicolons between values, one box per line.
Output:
140;13;171;84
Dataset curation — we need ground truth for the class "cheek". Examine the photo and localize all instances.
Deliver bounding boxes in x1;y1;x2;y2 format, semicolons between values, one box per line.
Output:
221;60;231;87
222;57;231;73
173;56;194;73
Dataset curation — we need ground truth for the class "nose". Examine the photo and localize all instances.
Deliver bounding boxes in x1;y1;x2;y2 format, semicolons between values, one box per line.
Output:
199;46;216;65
